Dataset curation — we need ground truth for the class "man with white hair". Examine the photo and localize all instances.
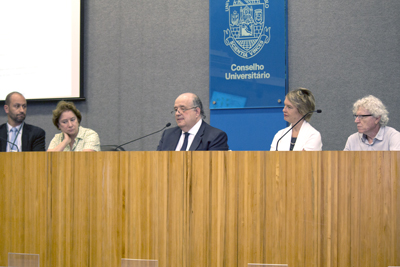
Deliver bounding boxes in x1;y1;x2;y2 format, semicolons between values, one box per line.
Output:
344;95;400;151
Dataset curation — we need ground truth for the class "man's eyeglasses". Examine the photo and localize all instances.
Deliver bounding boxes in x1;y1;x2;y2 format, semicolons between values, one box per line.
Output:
171;106;198;114
353;114;373;120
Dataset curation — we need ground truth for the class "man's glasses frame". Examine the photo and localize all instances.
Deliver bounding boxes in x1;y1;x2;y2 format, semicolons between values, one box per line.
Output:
353;114;373;120
171;106;198;114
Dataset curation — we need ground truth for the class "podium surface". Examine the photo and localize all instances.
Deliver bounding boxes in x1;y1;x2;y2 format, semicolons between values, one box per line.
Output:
0;151;399;267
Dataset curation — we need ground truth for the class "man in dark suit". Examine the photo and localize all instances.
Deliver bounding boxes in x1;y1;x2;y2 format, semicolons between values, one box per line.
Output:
0;92;45;151
157;92;229;151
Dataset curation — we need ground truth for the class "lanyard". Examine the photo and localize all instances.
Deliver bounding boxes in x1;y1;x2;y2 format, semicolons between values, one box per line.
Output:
9;123;23;151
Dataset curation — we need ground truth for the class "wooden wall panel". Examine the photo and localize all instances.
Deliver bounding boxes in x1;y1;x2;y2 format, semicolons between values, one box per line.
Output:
393;152;400;265
0;151;399;267
121;151;186;267
336;151;350;267
264;151;287;265
212;151;239;267
0;152;47;267
88;151;121;267
282;152;320;267
48;152;92;267
0;152;10;266
236;151;267;267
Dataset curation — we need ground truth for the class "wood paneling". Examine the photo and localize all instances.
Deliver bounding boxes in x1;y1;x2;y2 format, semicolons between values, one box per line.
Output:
0;151;399;267
0;152;47;265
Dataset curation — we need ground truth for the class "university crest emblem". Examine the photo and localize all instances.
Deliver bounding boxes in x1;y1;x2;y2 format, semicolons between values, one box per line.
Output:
224;0;271;59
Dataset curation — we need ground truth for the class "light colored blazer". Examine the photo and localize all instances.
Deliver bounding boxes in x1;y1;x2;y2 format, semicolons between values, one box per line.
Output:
270;121;322;151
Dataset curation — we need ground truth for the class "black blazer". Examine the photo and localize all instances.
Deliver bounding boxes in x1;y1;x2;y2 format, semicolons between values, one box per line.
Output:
0;123;46;152
157;120;229;151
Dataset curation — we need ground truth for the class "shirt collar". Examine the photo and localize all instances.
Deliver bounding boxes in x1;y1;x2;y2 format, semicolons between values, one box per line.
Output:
7;122;24;132
361;126;384;142
182;119;202;136
75;126;83;140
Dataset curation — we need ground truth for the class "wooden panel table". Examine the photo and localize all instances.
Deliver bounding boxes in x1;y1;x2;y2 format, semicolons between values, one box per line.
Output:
0;151;399;267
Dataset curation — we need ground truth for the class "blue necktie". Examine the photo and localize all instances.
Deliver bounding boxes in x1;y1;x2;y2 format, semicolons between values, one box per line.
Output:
9;127;18;151
180;132;190;151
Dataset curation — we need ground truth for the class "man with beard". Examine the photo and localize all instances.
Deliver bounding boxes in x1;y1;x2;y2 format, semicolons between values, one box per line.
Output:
0;92;45;151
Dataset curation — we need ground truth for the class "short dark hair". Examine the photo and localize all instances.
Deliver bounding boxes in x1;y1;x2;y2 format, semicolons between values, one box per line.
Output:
52;101;82;130
192;94;206;119
5;92;24;106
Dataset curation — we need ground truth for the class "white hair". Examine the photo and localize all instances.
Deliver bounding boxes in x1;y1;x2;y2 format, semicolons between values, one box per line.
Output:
352;95;389;126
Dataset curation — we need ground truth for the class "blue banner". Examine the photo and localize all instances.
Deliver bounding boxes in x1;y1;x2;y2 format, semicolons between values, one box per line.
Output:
210;0;287;109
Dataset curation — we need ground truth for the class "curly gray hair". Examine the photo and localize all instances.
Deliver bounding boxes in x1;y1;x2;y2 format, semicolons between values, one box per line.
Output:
352;95;389;126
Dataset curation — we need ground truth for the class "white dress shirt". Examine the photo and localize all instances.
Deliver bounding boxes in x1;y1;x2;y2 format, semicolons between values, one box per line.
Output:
175;119;203;151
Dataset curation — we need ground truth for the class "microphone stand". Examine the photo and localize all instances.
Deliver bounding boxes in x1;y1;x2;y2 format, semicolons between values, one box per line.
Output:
114;123;171;150
276;110;321;151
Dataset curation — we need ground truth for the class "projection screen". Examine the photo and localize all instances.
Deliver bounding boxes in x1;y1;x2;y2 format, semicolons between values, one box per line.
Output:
0;0;83;101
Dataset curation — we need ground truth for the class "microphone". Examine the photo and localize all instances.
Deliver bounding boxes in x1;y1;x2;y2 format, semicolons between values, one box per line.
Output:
115;122;171;150
275;109;322;151
0;136;20;152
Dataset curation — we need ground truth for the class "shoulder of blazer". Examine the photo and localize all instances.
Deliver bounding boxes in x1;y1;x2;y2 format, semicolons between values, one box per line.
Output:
196;120;208;136
0;123;7;132
23;123;45;135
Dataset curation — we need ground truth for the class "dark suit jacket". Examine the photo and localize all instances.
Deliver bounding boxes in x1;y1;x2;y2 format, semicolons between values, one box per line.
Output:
157;120;229;151
0;123;46;152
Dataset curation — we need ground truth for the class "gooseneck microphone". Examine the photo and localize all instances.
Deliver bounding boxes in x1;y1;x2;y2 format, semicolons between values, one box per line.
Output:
115;122;171;150
275;109;322;151
0;136;20;152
